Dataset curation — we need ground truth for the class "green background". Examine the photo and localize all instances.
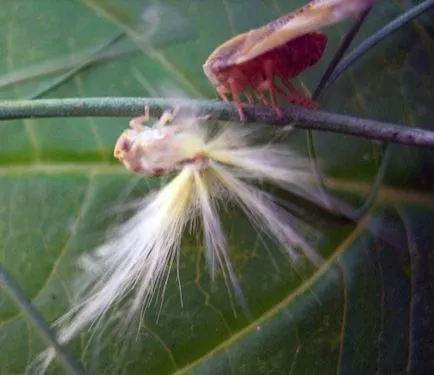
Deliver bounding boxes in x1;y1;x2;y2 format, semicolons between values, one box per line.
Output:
0;1;433;374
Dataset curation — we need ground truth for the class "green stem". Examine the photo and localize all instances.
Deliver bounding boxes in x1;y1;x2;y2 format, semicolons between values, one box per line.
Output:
321;0;434;94
318;0;434;217
313;6;373;100
307;7;373;209
0;97;433;148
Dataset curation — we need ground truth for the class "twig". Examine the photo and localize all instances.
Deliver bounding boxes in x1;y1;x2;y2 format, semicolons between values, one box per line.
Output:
306;0;434;219
313;6;373;100
320;0;434;94
309;6;373;208
317;0;434;218
0;97;433;148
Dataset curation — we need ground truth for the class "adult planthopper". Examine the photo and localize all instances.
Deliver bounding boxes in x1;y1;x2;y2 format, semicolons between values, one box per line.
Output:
203;0;375;120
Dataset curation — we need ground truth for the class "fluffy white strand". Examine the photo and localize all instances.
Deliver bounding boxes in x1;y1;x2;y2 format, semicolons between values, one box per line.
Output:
210;163;322;266
206;126;324;206
31;117;323;374
31;169;196;373
193;171;246;310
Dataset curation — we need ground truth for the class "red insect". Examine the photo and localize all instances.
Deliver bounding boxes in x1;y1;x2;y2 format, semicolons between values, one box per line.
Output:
203;0;375;121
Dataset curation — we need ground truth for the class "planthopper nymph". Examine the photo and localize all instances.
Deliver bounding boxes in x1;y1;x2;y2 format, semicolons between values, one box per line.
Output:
32;107;327;373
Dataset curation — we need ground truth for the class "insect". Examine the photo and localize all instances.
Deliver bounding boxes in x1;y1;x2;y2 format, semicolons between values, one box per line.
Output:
32;108;325;374
203;0;375;120
114;106;211;176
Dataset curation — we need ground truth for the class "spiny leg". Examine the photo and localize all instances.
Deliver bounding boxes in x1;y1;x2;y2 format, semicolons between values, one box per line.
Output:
129;104;150;130
261;59;283;119
268;85;283;120
196;114;212;123
244;91;255;105
155;105;181;128
299;80;313;98
274;83;311;109
228;78;247;122
254;90;269;105
281;76;318;109
217;86;230;102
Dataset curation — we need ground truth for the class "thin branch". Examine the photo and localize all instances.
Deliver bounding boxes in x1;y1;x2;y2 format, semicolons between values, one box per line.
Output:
313;6;373;100
0;97;433;148
321;0;434;93
0;264;85;375
309;6;373;208
317;0;434;218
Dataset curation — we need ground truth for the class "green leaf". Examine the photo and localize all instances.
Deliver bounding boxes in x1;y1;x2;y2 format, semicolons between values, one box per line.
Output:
1;1;433;374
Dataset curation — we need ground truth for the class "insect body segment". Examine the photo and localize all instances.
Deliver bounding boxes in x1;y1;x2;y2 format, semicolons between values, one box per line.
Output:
208;32;327;120
203;0;375;120
114;106;209;176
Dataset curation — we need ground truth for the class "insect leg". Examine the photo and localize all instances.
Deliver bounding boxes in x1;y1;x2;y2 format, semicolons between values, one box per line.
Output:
255;90;269;105
216;86;230;102
228;79;247;121
129;105;150;130
196;114;212;123
261;59;283;119
281;77;319;109
245;91;255;105
155;105;181;128
299;81;313;98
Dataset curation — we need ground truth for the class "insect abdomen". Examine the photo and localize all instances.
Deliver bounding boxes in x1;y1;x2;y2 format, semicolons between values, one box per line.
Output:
257;32;328;80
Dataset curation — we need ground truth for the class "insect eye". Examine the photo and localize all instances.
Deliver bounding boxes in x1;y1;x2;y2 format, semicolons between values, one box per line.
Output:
114;137;132;159
120;139;132;152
